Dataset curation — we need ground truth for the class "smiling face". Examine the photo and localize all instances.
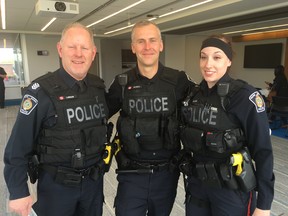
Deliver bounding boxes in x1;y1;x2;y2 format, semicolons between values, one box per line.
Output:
57;26;96;80
200;46;232;88
131;23;163;71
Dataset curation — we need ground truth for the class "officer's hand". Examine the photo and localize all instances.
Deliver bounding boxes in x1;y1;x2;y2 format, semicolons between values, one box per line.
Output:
9;196;33;216
252;208;270;216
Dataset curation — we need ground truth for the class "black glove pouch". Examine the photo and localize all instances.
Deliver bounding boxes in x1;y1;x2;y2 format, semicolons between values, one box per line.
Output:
118;117;140;154
206;131;225;153
165;116;180;150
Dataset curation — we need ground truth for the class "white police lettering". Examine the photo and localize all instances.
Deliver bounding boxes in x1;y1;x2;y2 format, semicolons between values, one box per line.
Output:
187;106;217;125
66;103;106;124
129;97;168;113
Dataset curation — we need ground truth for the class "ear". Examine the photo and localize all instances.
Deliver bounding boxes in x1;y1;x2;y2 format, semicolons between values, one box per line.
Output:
92;46;97;61
57;42;62;58
227;59;232;67
131;43;136;54
160;40;164;52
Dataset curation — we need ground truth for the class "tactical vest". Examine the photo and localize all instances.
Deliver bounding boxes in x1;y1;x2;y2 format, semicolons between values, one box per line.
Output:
36;71;109;167
180;79;246;158
118;68;180;155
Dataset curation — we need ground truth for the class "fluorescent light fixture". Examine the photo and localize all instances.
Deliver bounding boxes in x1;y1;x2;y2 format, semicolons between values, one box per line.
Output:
224;23;288;35
159;0;213;18
87;0;146;28
242;28;288;36
104;0;213;35
1;0;6;29
41;17;57;31
104;24;134;35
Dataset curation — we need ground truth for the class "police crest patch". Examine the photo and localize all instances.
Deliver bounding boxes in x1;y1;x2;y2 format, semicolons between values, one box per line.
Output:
20;94;38;115
249;91;265;113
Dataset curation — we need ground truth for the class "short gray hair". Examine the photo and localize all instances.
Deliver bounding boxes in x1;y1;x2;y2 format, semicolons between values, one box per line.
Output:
60;22;94;45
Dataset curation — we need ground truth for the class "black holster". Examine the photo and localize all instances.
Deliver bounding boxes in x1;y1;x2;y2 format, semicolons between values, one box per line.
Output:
28;155;40;184
115;150;131;169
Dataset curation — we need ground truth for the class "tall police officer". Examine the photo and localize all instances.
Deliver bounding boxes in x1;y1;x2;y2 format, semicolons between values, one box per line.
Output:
180;35;274;216
106;20;195;216
4;22;109;216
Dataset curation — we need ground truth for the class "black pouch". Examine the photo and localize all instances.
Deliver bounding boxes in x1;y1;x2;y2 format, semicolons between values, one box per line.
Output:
180;127;204;152
118;117;140;154
135;117;163;151
55;166;81;186
204;162;222;189
219;163;238;190
223;130;242;152
90;164;104;182
196;162;207;181
206;131;225;153
81;125;107;156
165;116;180;150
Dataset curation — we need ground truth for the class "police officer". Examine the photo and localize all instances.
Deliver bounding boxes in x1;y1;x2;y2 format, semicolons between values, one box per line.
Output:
106;20;195;216
0;66;7;108
180;35;274;216
4;22;109;216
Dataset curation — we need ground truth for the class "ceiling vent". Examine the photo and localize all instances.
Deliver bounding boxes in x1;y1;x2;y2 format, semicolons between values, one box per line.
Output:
35;0;79;18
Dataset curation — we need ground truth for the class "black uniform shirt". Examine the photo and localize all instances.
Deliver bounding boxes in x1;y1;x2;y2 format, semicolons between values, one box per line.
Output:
3;68;84;200
106;62;195;160
200;73;274;210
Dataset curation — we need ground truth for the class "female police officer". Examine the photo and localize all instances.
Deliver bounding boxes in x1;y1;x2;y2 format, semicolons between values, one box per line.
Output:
180;35;274;216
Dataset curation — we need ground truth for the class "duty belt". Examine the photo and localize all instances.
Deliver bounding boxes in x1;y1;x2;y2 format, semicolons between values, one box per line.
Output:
41;164;103;186
116;161;170;174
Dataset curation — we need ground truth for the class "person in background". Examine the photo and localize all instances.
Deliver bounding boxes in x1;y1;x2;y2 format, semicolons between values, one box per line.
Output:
179;35;274;216
4;22;109;216
0;66;7;108
106;20;195;216
266;64;288;103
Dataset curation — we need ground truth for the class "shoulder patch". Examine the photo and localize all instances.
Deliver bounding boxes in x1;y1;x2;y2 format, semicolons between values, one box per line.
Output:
249;91;265;113
20;94;38;115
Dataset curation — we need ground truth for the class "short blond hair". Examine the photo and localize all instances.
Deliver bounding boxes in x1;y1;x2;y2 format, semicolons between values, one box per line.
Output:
131;20;162;42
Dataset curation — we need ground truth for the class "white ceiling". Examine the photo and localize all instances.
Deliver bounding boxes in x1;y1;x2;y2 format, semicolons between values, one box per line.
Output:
1;0;288;43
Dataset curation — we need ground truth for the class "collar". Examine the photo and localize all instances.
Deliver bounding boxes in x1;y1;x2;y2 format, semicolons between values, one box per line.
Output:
200;73;232;94
134;62;164;81
58;67;87;88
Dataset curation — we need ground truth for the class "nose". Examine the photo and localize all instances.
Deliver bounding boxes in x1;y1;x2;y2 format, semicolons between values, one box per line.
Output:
75;47;82;56
204;57;213;68
144;41;151;50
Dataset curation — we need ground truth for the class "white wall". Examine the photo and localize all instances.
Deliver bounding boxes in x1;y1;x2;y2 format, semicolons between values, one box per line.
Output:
5;33;287;101
164;35;186;71
100;39;122;88
25;35;60;82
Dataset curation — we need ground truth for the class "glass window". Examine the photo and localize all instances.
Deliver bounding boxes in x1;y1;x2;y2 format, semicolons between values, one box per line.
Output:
0;33;24;86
